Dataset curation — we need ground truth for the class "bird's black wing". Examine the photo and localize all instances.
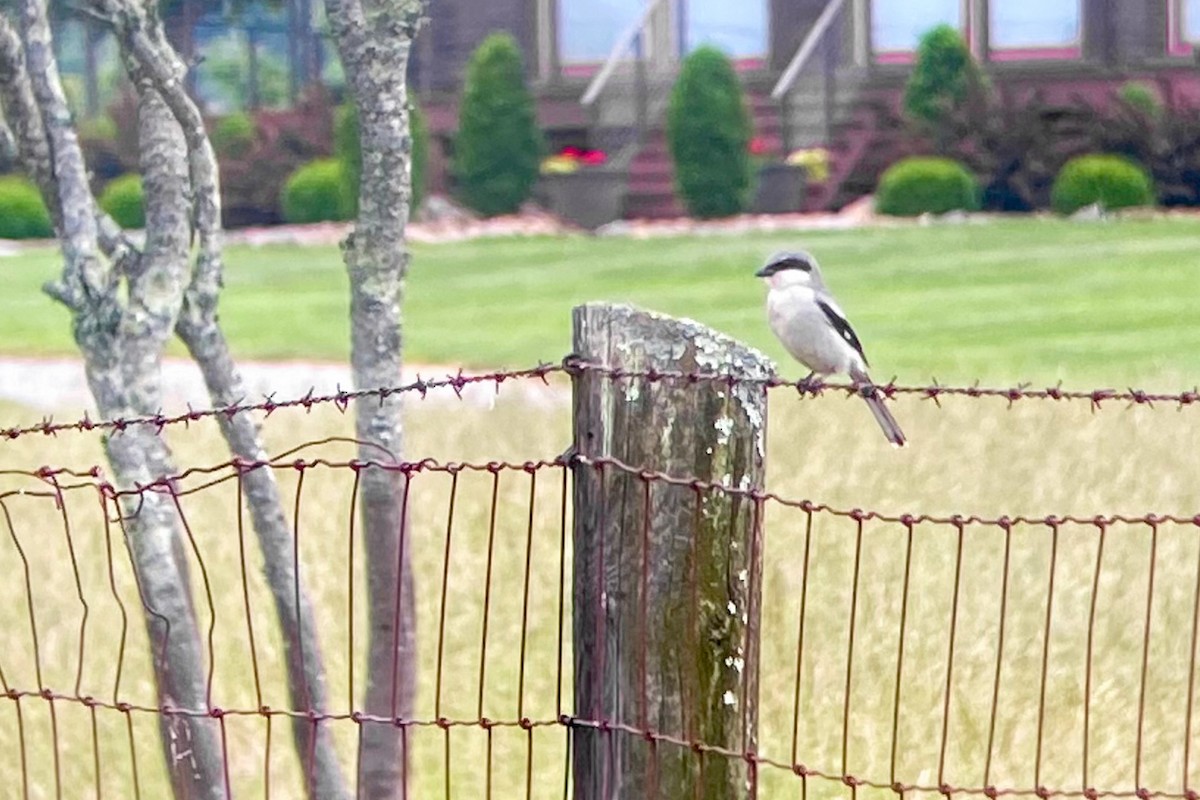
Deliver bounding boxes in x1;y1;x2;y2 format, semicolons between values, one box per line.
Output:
816;297;869;367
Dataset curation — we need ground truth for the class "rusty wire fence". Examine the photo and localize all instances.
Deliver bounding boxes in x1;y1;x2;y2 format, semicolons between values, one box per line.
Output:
0;359;1197;799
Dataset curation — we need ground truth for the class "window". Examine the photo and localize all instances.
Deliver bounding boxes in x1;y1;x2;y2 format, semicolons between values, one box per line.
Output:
1169;0;1199;54
1186;0;1200;41
559;0;644;63
872;0;963;54
990;0;1081;54
685;0;768;57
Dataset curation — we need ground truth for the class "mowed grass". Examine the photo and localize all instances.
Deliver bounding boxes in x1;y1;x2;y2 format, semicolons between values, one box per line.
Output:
0;379;1198;798
1;216;1199;384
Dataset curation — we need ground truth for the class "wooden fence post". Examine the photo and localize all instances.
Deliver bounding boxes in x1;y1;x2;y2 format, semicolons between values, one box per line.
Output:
571;303;772;799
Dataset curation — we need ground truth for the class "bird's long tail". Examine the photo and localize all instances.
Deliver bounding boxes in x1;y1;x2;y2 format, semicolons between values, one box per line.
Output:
864;394;906;447
854;376;906;447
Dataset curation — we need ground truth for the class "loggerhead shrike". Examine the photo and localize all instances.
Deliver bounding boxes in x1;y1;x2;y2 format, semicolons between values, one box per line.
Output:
756;250;906;447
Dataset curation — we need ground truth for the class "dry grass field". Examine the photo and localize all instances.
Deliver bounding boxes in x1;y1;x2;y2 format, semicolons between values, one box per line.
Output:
0;213;1197;797
0;367;1196;798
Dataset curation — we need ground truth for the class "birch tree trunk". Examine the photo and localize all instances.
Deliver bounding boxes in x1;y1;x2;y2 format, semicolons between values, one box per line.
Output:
7;2;226;795
1;2;351;797
324;2;427;797
96;4;352;794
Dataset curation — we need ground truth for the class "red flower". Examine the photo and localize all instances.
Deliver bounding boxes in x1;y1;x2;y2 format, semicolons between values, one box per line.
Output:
581;149;607;165
561;146;584;158
748;136;770;156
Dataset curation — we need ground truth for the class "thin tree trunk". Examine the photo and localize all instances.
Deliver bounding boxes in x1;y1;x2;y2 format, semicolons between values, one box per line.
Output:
98;3;352;796
324;1;427;796
2;2;352;796
175;318;352;800
9;2;227;796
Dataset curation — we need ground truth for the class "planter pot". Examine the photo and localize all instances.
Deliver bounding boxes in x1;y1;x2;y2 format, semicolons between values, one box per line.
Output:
539;169;628;230
752;164;807;214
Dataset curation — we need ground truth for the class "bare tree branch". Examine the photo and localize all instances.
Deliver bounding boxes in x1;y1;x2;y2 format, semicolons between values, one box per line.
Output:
0;14;57;223
90;0;221;289
326;1;428;797
5;2;227;797
3;4;352;796
87;3;351;797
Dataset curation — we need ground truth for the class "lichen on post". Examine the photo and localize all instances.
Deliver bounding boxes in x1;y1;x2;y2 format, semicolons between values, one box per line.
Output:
571;302;771;800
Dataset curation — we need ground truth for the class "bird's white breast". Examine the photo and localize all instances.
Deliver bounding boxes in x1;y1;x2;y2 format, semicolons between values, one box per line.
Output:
766;286;864;376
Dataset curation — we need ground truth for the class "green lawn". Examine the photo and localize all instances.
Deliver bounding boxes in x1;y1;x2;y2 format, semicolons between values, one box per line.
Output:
3;217;1199;384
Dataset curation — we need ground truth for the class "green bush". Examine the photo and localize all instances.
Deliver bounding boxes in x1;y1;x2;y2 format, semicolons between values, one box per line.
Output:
281;158;349;224
1050;154;1155;215
336;99;429;218
453;33;542;216
875;156;980;216
904;24;988;130
666;46;753;218
211;112;256;158
0;176;53;239
98;173;145;229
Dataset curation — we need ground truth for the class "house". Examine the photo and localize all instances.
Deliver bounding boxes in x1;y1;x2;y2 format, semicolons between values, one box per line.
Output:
413;0;1200;215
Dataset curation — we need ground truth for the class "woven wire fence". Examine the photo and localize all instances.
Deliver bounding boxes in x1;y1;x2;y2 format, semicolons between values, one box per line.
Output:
0;360;1197;798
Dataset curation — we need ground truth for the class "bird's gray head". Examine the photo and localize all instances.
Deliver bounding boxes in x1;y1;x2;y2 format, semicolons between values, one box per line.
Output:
754;250;824;288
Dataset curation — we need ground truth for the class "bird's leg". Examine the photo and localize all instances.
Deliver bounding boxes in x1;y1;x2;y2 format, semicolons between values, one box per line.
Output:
798;371;825;393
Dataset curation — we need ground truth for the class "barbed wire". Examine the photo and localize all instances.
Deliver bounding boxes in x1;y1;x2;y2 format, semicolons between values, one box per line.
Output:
0;363;567;442
563;358;1200;410
0;358;1195;443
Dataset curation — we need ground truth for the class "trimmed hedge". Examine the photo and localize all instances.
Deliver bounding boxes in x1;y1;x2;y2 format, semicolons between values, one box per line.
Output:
1051;154;1155;215
281;158;349;223
336;99;428;218
99;174;145;229
0;176;53;239
453;33;542;216
666;45;752;218
875;156;980;216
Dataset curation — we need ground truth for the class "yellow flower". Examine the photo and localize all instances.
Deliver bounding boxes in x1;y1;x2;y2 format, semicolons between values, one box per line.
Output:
786;148;831;183
540;155;580;175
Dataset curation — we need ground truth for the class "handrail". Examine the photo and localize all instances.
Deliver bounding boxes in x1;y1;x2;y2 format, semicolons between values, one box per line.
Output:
581;0;667;107
770;0;847;101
